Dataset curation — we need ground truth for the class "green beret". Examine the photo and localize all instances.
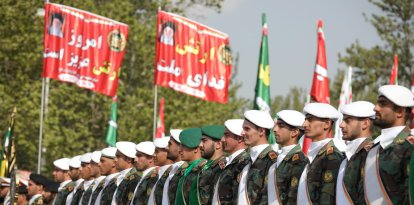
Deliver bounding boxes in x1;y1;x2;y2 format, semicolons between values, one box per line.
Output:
179;128;202;148
201;125;225;140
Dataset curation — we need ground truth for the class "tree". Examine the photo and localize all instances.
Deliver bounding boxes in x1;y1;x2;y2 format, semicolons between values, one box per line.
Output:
0;0;248;175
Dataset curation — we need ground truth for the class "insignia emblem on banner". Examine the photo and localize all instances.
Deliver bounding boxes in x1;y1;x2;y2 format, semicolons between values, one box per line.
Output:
108;30;126;52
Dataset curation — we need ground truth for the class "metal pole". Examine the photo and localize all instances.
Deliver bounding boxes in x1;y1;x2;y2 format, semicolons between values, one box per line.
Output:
37;77;46;174
153;85;158;140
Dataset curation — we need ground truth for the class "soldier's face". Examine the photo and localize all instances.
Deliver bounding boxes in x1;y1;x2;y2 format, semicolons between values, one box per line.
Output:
340;115;362;141
68;167;80;180
241;120;261;146
179;145;193;161
221;129;242;153
200;136;215;159
27;180;39;197
303;115;330;140
80;163;93;180
90;162;100;177
374;96;398;129
135;152;152;171
154;148;168;166
115;151;131;170
0;186;9;197
42;191;55;203
52;168;65;182
99;157;115;175
274;119;294;146
167;138;180;161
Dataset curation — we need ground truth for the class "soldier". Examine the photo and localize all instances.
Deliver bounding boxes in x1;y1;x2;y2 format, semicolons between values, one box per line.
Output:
94;147;119;205
18;184;29;205
175;128;206;205
238;110;278;204
43;179;59;205
297;103;345;205
0;177;11;204
65;155;83;205
212;119;250;205
129;141;158;205
364;85;414;204
28;173;48;205
268;110;308;205
52;158;74;205
112;141;140;205
189;125;227;204
77;153;95;205
85;151;105;205
148;137;174;205
335;101;375;205
165;129;187;204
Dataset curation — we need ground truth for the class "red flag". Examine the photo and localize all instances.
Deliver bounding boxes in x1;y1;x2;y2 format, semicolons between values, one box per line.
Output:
304;20;331;154
154;11;232;103
155;98;165;139
43;3;128;97
389;54;398;85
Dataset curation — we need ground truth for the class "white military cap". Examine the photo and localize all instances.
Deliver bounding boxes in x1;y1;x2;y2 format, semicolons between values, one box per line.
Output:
116;141;136;159
224;119;244;136
170;129;183;143
91;151;101;163
276;110;305;128
341;101;375;119
303;103;339;120
68;155;81;168
0;177;11;187
101;147;117;159
80;153;92;163
244;110;274;129
154;137;170;149
379;85;414;107
53;158;70;171
136;141;155;156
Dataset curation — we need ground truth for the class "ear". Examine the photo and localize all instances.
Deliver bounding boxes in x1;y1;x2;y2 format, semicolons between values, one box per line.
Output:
290;128;299;138
323;120;332;131
361;118;369;130
258;127;266;137
215;141;222;150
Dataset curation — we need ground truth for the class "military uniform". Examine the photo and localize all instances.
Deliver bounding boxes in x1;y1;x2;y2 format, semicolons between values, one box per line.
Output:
373;128;413;204
29;194;43;205
70;181;84;205
168;162;187;204
89;178;105;205
80;181;95;205
275;144;308;205
151;166;173;205
306;140;344;205
246;145;278;204
217;150;250;205
54;181;75;205
191;156;227;204
130;168;158;205
99;176;118;205
175;158;206;205
115;167;141;204
342;137;372;205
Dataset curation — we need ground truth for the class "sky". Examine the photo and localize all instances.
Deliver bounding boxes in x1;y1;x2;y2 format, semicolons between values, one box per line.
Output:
187;0;384;99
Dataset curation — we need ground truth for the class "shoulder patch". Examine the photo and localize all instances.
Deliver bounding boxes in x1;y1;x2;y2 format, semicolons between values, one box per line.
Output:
67;185;74;192
128;192;134;200
397;138;405;145
406;135;414;145
269;152;277;160
151;172;157;178
323;171;333;183
219;161;226;170
129;175;135;180
290;177;298;187
363;144;372;151
326;147;334;155
292;154;299;162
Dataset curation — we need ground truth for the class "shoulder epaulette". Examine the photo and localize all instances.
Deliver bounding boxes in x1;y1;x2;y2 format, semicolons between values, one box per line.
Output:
67;185;74;192
326;147;334;155
292;153;299;162
268;151;277;160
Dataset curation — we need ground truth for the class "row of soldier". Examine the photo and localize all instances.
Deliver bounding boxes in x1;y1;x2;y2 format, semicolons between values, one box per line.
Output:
5;84;414;205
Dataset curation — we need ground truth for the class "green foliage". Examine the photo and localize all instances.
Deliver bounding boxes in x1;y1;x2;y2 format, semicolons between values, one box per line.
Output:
270;87;307;113
0;0;248;176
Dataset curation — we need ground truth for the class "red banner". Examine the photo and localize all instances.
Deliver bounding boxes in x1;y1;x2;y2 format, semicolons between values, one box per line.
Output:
155;98;165;139
154;11;232;103
43;3;128;97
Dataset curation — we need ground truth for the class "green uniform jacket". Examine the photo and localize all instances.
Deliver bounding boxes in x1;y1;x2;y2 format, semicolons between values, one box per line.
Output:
115;167;141;205
100;177;118;205
377;127;413;204
168;162;187;205
130;168;158;205
191;155;227;205
70;182;84;205
307;140;345;205
218;150;250;205
343;137;372;205
89;178;105;205
276;144;308;205
175;159;206;205
54;181;75;205
81;182;95;205
247;145;278;205
152;166;173;205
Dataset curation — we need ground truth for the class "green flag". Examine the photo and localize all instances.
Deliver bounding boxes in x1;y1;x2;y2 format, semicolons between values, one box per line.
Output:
254;13;275;144
105;99;117;147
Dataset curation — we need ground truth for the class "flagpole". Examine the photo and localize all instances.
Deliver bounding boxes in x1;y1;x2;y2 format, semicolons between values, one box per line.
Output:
153;86;158;140
37;77;46;174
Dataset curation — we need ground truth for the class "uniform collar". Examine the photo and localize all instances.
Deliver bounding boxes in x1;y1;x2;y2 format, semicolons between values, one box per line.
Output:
345;137;367;160
277;144;296;167
104;172;119;185
59;180;72;191
374;126;405;149
83;179;94;190
142;166;157;179
250;144;269;163
308;138;331;163
158;164;172;179
29;194;42;204
226;149;245;166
